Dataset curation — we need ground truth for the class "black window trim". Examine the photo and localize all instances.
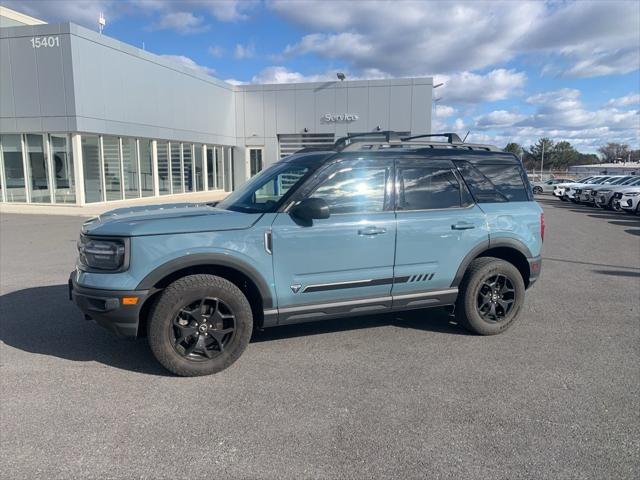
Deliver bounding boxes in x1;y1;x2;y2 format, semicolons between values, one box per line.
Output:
394;158;473;212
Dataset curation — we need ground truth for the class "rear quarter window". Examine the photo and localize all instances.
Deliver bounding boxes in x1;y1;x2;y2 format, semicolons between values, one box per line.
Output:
455;161;530;202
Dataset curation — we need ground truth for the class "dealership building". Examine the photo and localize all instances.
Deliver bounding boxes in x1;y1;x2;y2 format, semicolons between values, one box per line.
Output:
0;6;433;206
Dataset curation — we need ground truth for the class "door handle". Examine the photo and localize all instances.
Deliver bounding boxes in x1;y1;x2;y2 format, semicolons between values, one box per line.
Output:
358;226;387;236
451;222;476;230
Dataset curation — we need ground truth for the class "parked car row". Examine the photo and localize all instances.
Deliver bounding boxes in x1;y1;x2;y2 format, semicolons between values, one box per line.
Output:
536;175;640;213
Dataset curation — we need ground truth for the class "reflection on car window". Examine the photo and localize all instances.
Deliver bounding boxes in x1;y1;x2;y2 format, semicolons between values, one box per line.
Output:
311;166;388;214
399;167;462;210
217;162;309;213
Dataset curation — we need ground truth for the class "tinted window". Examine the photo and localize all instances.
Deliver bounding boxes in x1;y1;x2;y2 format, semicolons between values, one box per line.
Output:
456;161;529;202
398;167;464;210
311;166;388;214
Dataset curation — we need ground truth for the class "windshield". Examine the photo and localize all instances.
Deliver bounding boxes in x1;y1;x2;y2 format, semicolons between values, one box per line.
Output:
216;161;314;213
609;176;632;185
590;176;612;184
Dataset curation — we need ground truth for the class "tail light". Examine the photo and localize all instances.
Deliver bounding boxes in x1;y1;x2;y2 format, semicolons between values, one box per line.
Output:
540;212;545;242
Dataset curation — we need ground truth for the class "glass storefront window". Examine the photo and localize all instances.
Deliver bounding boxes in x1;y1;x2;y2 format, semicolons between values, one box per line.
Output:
157;141;170;195
170;142;182;193
139;139;154;197
122;137;139;199
50;135;75;204
183;143;193;192
102;136;122;201
215;146;224;190
206;147;215;190
25;134;50;203
194;145;204;191
1;134;27;202
82;135;102;203
0;135;27;202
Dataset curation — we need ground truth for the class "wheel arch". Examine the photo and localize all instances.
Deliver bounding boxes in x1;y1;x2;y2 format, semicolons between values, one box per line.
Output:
136;254;273;337
451;239;533;289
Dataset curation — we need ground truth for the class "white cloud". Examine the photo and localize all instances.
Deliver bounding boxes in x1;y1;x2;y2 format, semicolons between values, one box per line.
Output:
249;66;334;84
271;0;639;79
435;105;456;118
234;43;256;60
208;45;224;58
607;93;640;108
274;0;542;76
151;11;209;34
435;69;527;104
451;88;640;151
2;0;117;28
160;55;216;77
475;110;526;128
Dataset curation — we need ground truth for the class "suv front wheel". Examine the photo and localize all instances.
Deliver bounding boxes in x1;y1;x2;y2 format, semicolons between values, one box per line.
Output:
455;257;525;335
147;274;253;376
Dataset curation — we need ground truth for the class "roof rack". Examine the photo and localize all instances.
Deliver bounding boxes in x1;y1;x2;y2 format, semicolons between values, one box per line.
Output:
334;131;402;151
332;130;502;153
401;133;462;144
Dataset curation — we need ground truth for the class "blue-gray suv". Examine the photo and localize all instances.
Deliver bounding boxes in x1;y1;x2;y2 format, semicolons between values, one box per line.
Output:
70;132;543;376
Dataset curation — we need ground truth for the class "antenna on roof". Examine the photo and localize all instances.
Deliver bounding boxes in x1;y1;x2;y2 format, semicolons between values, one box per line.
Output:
98;12;106;34
462;130;470;143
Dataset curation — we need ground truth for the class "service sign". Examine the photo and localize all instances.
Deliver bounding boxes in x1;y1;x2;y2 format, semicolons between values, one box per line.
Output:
322;113;359;122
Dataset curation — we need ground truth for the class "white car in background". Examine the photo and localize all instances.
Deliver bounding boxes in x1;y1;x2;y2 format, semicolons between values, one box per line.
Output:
553;176;608;201
614;186;640;214
575;175;631;204
531;178;574;194
594;176;640;209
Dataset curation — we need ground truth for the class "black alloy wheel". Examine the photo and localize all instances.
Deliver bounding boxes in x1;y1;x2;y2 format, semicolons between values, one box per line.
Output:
476;274;515;322
171;297;235;361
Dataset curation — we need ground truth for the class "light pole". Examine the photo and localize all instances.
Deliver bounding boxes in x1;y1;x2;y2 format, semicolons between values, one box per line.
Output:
541;142;545;180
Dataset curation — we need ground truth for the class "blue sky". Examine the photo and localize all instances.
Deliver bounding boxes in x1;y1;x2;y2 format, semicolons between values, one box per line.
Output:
9;0;640;153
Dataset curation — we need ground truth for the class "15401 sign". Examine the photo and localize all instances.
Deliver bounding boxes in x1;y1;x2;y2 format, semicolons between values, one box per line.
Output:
30;36;60;49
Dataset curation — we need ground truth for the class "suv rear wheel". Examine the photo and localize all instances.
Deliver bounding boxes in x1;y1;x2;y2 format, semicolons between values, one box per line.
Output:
147;274;253;376
455;257;525;335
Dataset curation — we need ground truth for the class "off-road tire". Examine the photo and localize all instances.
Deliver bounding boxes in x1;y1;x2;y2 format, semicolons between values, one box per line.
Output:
147;274;253;376
455;257;526;335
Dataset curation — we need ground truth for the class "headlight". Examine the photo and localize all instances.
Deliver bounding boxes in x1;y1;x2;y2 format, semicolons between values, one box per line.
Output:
625;192;640;197
599;190;611;193
78;235;128;271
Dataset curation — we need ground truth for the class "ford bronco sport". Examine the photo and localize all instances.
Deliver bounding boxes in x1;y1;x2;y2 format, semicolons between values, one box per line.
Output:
70;132;543;376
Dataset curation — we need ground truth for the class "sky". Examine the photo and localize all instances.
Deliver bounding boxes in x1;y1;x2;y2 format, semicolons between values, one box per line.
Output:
8;0;640;153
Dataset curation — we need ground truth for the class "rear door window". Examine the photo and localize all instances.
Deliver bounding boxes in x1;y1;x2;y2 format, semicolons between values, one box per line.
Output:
398;166;470;210
455;161;530;202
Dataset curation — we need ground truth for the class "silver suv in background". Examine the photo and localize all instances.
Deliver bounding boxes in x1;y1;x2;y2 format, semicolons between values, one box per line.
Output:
594;177;640;209
532;178;573;194
554;176;610;202
575;176;633;204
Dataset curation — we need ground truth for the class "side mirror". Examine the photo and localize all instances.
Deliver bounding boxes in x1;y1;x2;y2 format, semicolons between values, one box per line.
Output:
290;197;330;222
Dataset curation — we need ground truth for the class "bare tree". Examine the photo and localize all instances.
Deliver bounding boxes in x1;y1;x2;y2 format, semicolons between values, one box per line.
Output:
597;142;630;163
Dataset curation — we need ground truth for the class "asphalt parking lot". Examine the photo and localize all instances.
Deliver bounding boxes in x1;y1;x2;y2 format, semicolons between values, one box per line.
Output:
1;198;639;479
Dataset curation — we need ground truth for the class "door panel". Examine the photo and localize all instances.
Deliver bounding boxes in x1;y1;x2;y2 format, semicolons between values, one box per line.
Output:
271;211;397;308
393;206;488;293
392;160;489;294
271;160;396;314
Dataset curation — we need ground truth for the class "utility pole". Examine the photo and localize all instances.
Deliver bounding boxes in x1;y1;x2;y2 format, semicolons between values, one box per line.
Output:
541;142;545;180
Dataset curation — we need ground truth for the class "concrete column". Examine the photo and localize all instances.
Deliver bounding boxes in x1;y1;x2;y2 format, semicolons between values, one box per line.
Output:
71;133;85;205
151;140;159;197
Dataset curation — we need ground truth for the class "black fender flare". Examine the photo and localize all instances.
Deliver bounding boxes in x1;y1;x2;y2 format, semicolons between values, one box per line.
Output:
136;253;274;309
450;238;533;288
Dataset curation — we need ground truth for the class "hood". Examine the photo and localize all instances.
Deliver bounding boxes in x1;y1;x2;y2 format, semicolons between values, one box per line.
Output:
82;202;261;237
